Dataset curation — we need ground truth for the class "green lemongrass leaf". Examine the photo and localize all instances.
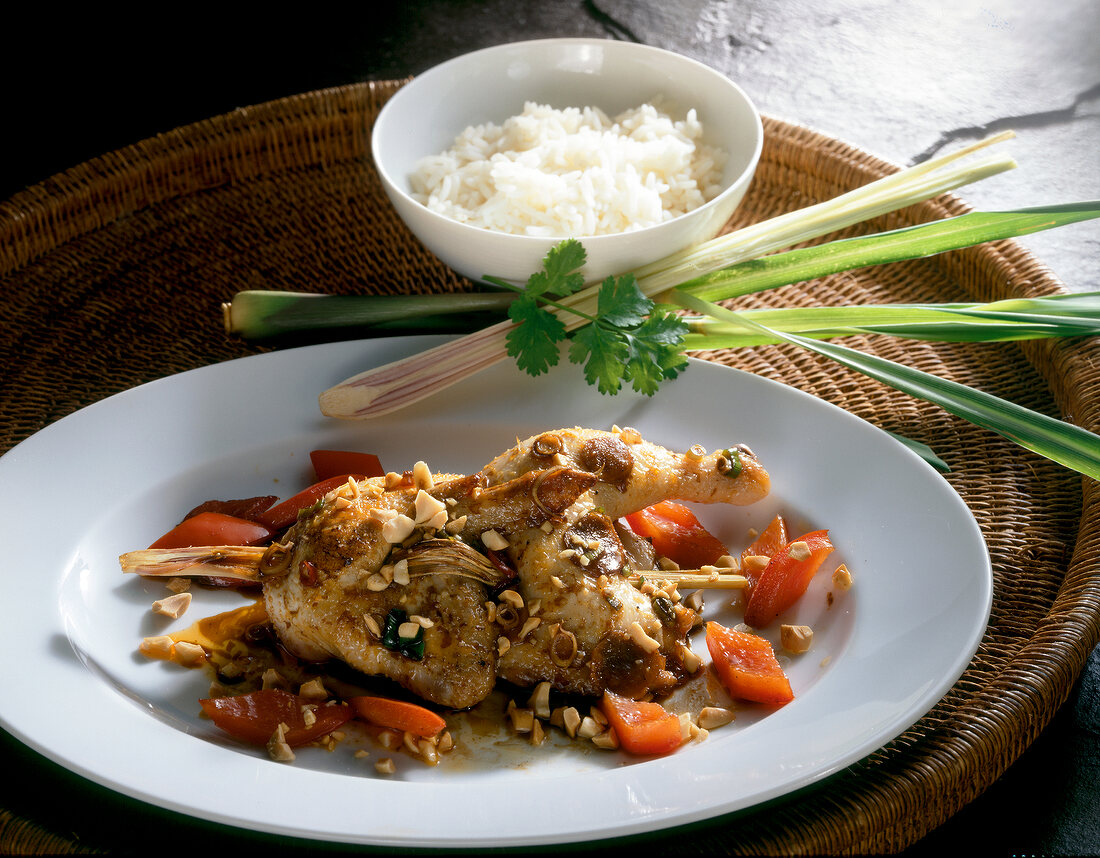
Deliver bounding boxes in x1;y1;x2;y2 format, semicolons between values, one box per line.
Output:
680;292;1100;349
674;203;1100;303
675;292;1100;480
224;290;515;340
885;432;951;473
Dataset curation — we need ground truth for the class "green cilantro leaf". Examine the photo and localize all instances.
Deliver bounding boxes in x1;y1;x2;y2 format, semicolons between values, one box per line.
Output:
494;240;689;397
596;273;652;327
506;295;566;375
569;321;629;394
537;239;588;297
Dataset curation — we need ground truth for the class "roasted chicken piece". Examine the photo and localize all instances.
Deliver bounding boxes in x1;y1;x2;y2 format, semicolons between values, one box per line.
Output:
124;466;597;710
480;427;770;699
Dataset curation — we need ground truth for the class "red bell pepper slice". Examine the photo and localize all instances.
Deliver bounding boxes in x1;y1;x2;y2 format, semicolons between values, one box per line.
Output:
349;696;447;738
199;689;352;747
623;501;730;569
256;474;368;532
705;622;794;705
599;690;683;756
148;511;274;549
739;514;788;585
309;450;385;481
743;530;834;628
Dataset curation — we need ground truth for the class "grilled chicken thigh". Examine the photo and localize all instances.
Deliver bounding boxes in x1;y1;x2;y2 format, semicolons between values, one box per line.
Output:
480;428;770;698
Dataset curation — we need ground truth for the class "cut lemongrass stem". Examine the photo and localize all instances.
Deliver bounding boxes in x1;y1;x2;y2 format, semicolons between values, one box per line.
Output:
675;292;1100;481
120;547;266;582
633;570;750;589
319;134;1017;418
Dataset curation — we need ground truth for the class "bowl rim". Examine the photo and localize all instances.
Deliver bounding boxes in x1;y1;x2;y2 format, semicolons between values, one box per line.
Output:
369;37;764;250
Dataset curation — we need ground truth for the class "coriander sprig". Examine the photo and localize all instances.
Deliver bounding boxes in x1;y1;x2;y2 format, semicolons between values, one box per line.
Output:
484;240;689;395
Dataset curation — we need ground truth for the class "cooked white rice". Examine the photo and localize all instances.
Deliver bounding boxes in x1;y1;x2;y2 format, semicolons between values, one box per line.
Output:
409;99;727;237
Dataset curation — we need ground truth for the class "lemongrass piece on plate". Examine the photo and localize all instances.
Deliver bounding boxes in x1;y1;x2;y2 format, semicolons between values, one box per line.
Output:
634;570;750;589
120;546;266;582
319;134;1017;419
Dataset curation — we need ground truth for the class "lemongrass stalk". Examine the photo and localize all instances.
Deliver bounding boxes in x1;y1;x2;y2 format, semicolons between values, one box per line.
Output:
320;135;1017;418
224;290;514;340
675;203;1100;303
680;292;1100;349
675;292;1100;480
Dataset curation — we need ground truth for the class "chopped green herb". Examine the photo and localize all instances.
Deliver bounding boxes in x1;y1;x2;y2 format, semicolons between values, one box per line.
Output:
487;239;689;395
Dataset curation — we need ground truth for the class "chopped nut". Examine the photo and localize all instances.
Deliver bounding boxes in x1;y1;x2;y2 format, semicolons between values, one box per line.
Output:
375;758;396;774
366;572;389;592
527;682;551;719
588;706;607;727
261;668;287;690
354;749;371;760
165;577;191;594
561;706;582;738
697;707;735;729
497;636;511;656
530;719;546;747
418;738;440;765
576;716;602;739
558;548;578;560
741;555;770;574
832;564;853;591
152;592;192;619
413;489;447;524
715;554;738;569
381;514;416;543
788;541;811;562
438;731;454;753
509;706;535;733
398;621;421;639
498;589;524;610
618;426;643;444
550;575;565;589
540;521;554;533
368;506;399;523
301;705;317;728
527;598;541;616
780;624;814;654
683;590;705;613
627;621;661;654
138;635;175;660
591;729;620;750
333;496;353;510
679;641;702;674
363;614;382;638
392;559;410;585
409;614;434;629
266;723;296;762
444;514;468;534
412;461;434;489
173;641;206;667
299;678;328;700
657;556;680;571
377;730;401;751
481;529;509;551
518;617;541;640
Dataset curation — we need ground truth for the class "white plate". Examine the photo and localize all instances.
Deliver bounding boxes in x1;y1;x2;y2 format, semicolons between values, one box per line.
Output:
0;338;992;848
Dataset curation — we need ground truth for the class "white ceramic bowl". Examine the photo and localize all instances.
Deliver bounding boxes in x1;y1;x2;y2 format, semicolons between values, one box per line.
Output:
371;38;763;285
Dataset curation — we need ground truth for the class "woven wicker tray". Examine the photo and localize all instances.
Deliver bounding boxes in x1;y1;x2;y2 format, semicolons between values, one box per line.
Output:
1;79;1097;855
